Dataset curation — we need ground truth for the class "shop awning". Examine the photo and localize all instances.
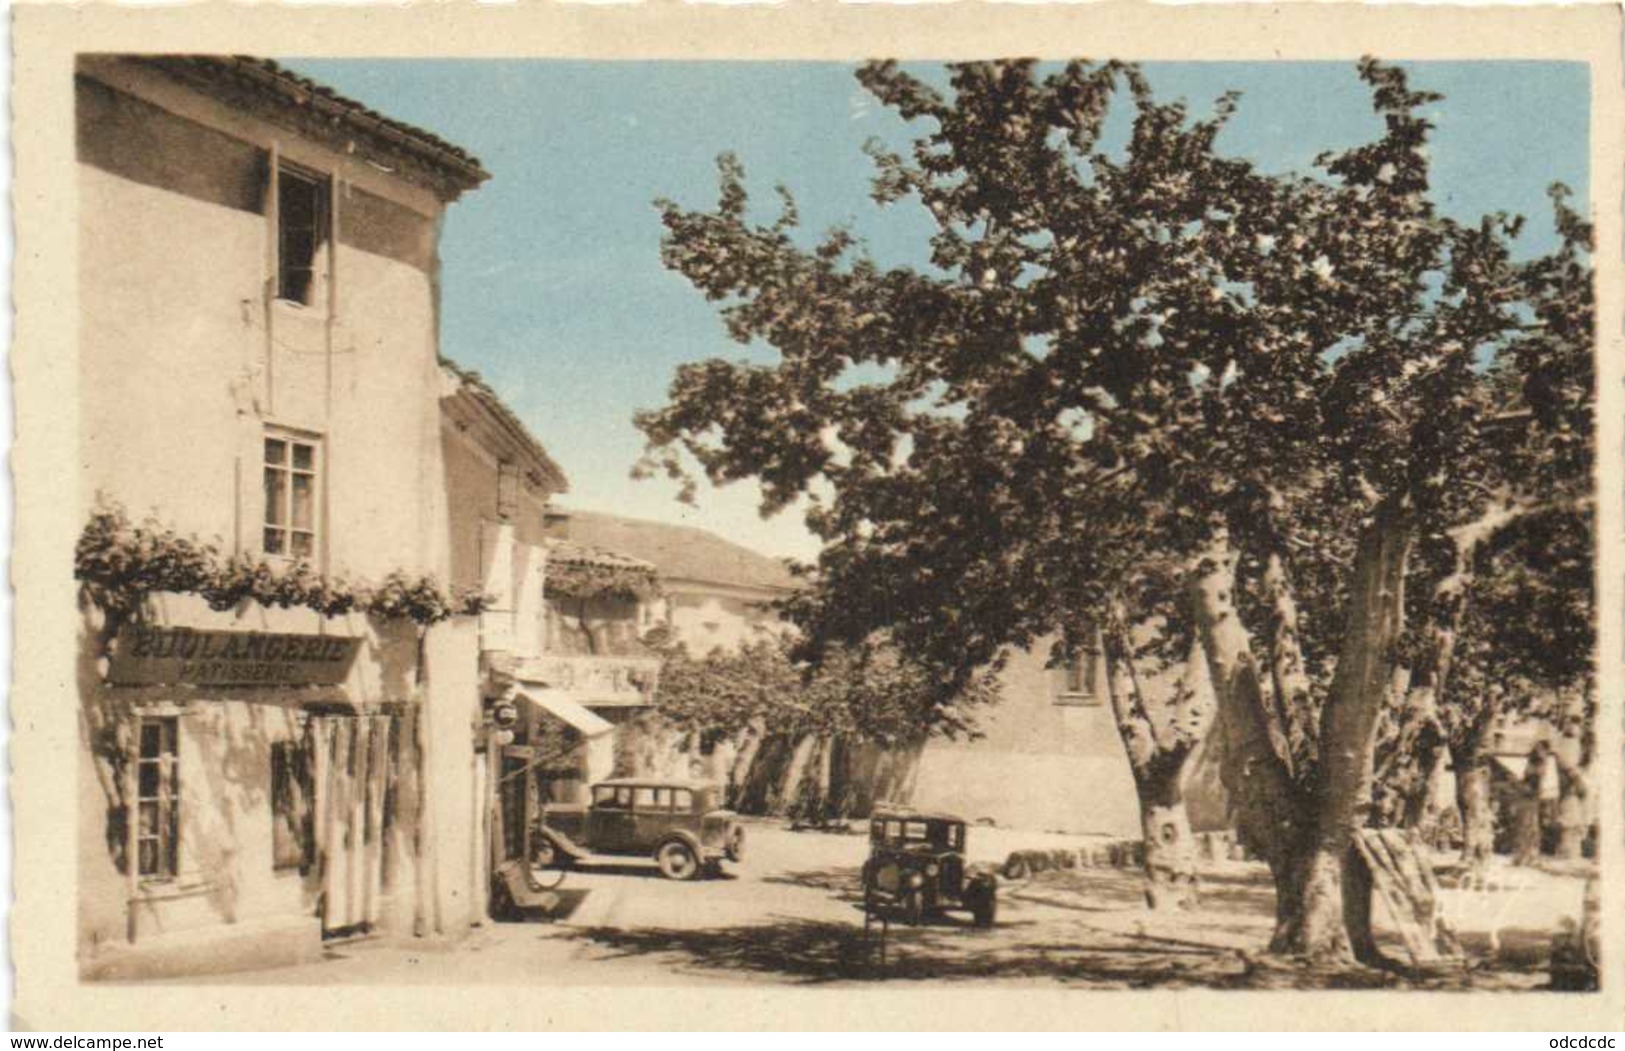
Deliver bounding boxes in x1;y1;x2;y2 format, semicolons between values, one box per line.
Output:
515;685;614;738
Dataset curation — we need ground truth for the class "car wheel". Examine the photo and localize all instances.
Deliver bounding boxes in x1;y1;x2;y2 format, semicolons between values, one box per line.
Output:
656;840;702;881
531;833;558;869
970;886;997;928
533;831;572;870
725;825;746;863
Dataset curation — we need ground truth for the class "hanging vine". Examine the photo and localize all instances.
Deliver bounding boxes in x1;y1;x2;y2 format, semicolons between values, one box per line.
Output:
76;503;490;626
542;551;661;603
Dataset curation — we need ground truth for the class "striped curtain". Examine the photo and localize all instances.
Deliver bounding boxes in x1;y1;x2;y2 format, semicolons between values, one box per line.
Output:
311;713;396;935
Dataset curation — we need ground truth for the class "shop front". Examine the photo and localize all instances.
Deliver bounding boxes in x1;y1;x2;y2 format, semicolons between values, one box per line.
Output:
77;599;444;979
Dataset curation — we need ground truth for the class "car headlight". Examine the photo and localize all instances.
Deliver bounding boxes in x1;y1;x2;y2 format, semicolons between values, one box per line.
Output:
925;863;940;877
908;872;924;887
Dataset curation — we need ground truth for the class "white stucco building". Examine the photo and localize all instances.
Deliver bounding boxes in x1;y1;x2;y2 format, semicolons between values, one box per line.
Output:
76;55;490;978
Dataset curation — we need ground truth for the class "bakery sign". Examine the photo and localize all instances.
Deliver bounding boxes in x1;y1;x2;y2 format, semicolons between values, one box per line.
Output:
108;626;362;687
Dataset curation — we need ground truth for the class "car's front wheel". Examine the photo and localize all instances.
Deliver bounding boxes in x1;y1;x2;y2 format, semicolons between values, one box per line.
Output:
656;839;702;881
967;884;997;928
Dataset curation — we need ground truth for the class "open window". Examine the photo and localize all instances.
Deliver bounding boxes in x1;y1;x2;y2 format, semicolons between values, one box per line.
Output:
276;163;329;307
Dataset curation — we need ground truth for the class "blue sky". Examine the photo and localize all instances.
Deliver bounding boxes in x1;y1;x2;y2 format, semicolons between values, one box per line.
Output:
290;59;1589;561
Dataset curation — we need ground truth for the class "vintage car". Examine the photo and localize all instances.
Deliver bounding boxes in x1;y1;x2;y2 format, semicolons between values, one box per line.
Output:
862;807;997;927
533;778;745;880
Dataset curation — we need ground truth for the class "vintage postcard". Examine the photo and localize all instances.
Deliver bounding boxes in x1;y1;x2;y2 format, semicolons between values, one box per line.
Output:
10;1;1624;1032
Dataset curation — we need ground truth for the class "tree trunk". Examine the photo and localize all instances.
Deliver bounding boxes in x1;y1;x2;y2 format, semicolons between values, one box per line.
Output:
726;721;765;808
1191;536;1316;951
772;733;819;816
1101;613;1212;911
1138;756;1199;909
1453;745;1493;874
1300;501;1412;963
1402;747;1446;840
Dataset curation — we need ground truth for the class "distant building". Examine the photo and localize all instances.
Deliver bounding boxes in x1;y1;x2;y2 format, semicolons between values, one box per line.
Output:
542;509;798;654
911;644;1148;838
540;513;1185;837
76;55;488;978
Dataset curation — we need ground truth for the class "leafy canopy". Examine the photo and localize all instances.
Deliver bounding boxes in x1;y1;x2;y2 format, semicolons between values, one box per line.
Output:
639;59;1592;719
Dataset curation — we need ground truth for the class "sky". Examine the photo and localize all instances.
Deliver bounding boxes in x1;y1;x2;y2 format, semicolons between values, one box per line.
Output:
289;59;1589;563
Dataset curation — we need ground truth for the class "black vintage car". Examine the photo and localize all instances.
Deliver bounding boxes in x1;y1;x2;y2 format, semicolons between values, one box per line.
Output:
862;807;997;927
533;779;745;880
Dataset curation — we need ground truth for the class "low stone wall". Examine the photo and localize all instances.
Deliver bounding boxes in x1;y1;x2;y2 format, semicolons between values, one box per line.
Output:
1000;831;1250;879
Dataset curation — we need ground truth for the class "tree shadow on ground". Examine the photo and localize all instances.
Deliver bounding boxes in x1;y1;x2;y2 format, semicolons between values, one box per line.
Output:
552;862;739;882
760;866;863;896
562;915;1258;987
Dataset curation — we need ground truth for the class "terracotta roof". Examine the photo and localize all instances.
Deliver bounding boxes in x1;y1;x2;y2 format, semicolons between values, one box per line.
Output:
440;360;569;495
548;510;799;594
546;539;655;573
135;55;489;196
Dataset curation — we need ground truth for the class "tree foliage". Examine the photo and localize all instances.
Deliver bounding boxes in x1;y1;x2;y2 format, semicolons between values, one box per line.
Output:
649;629;996;747
639;58;1593;958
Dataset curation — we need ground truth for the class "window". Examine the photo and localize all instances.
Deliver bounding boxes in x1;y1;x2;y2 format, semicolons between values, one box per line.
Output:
277;165;328;306
134;717;180;879
271;740;314;873
264;432;319;560
497;462;520;521
672;789;693;811
633;787;659;809
593;785;634;809
1053;653;1099;706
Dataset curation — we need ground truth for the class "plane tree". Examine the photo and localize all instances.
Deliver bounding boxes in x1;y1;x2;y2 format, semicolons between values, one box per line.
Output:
638;59;1591;960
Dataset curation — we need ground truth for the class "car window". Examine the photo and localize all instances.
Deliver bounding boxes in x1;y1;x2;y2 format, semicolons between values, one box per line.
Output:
634;787;659;809
652;788;672;809
616;787;635;808
885;820;903;841
593;786;622;808
904;821;929;840
673;789;693;811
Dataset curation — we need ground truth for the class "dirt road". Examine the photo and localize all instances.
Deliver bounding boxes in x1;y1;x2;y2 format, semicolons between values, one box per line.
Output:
170;821;1584;989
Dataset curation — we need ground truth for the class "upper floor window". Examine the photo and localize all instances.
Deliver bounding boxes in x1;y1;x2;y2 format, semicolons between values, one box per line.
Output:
497;461;521;521
264;431;320;560
277;164;328;306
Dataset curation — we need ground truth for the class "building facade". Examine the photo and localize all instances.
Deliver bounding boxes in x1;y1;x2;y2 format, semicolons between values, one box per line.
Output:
76;56;489;978
440;369;668;891
912;645;1144;837
542;509;797;654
